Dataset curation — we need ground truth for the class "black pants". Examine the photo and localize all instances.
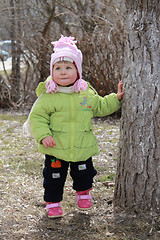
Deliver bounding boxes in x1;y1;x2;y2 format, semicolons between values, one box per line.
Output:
43;155;97;202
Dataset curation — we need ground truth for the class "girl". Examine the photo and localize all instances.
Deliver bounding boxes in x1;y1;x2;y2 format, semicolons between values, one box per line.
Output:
27;35;124;218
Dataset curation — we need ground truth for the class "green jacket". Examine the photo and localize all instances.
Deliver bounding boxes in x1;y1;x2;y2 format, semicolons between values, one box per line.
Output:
30;77;121;162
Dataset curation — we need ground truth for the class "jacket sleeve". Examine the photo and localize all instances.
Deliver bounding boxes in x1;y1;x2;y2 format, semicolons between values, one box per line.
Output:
92;93;121;117
29;94;53;143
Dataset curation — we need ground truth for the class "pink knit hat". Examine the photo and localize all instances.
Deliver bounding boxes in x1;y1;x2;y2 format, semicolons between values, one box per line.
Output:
45;35;88;94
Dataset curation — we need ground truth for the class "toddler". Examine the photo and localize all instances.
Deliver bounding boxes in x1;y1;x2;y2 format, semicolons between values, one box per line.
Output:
27;35;124;218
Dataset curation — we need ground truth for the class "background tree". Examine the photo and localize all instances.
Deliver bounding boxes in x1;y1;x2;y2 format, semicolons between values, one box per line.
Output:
56;0;126;96
10;0;21;103
0;0;126;109
114;0;160;215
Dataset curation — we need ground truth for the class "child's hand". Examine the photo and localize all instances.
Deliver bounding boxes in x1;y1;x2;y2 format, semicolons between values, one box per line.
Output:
42;136;56;148
117;81;124;101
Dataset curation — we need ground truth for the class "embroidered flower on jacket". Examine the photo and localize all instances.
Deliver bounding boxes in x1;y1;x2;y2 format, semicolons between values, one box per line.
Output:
80;97;92;110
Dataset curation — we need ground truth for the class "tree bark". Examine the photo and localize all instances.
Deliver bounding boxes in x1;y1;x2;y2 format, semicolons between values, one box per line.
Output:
114;0;160;215
10;0;21;103
39;0;56;82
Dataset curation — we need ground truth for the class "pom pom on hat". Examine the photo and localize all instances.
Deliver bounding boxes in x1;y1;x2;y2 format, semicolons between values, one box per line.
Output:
45;80;58;94
51;36;77;49
72;79;88;92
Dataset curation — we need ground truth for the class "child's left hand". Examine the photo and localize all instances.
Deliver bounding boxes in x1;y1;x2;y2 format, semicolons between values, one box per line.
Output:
117;81;124;101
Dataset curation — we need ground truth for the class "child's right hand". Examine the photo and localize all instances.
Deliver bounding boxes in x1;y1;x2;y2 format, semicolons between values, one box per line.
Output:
42;136;56;148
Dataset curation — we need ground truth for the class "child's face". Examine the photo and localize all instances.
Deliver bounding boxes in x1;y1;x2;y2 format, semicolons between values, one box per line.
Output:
53;61;78;86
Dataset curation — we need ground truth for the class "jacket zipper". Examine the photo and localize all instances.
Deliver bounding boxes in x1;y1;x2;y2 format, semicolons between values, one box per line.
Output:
69;95;75;161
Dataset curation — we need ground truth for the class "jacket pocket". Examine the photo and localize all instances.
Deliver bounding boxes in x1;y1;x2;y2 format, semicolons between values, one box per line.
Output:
74;128;97;149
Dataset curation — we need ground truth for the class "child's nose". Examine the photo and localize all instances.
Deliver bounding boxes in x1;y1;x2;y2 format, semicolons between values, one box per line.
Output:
61;69;66;75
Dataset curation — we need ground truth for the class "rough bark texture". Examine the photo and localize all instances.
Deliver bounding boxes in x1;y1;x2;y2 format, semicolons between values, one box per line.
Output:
114;0;160;214
10;0;21;102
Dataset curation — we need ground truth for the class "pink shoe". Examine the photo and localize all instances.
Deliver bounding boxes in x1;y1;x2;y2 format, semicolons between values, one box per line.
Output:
46;202;63;218
76;189;92;210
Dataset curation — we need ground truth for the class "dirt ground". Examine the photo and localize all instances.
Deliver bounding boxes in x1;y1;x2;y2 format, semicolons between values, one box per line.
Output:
0;113;160;240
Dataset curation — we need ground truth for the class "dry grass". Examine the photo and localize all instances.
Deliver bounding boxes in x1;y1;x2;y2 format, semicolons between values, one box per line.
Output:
0;113;159;240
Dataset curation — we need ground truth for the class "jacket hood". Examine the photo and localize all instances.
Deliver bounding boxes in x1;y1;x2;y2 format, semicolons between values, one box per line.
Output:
36;76;51;97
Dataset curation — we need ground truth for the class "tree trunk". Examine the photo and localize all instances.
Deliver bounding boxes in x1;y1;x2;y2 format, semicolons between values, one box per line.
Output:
10;0;21;103
39;0;56;82
114;0;160;215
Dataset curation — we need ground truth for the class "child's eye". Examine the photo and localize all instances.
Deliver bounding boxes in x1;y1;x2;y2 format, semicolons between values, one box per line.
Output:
56;67;61;70
66;66;71;70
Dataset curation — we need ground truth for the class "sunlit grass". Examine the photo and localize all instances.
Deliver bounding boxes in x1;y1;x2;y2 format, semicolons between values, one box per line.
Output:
0;114;43;176
0;114;27;123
